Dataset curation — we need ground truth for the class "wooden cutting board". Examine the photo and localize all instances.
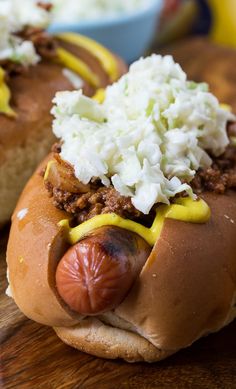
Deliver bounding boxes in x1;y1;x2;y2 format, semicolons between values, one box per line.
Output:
1;38;236;389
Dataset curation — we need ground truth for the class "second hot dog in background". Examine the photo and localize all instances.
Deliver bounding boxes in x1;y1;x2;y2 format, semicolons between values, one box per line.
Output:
0;0;126;227
6;54;236;362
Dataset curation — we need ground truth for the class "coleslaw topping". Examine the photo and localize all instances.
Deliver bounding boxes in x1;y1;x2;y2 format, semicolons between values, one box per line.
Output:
0;0;50;65
52;55;233;214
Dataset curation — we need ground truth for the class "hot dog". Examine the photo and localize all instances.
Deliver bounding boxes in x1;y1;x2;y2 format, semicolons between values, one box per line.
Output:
6;155;150;326
0;2;126;227
6;54;236;362
56;226;151;315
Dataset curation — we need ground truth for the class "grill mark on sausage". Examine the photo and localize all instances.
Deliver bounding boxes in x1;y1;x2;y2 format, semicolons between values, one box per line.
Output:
101;228;138;257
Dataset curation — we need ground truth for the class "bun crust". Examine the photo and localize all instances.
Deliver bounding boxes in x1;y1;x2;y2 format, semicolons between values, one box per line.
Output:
0;62;72;154
115;192;236;351
7;156;81;326
54;318;172;362
7;156;236;361
0;62;73;226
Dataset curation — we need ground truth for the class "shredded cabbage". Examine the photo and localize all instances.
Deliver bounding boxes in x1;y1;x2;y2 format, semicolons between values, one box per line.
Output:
52;55;234;214
0;0;50;65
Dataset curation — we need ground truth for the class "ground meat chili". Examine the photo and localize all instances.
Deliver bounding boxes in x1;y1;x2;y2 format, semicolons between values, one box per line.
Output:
46;182;144;224
192;145;236;194
19;27;58;60
45;124;236;225
37;2;53;12
0;28;57;76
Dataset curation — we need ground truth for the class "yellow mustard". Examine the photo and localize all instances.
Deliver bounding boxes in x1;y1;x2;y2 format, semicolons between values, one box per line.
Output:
56;32;119;82
59;197;211;247
56;47;100;88
0;67;16;118
220;103;232;112
92;88;105;103
208;0;236;48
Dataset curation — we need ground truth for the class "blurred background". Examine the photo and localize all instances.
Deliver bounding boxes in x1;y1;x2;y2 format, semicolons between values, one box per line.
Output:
155;0;236;49
47;0;236;62
45;0;236;110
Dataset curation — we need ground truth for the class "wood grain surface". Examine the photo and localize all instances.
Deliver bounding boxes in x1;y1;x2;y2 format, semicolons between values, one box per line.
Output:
1;38;236;389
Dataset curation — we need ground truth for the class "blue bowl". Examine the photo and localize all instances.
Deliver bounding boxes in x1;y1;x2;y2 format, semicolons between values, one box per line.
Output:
48;0;163;63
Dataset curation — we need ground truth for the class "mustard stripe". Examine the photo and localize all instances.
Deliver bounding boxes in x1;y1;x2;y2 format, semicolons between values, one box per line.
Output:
56;47;100;88
220;103;232;112
59;198;211;247
56;32;119;82
0;67;16;118
92;88;105;103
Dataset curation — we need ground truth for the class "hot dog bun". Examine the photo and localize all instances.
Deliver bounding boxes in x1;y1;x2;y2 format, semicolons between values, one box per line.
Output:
0;40;126;227
6;155;80;326
55;318;171;362
7;156;236;362
0;62;73;229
